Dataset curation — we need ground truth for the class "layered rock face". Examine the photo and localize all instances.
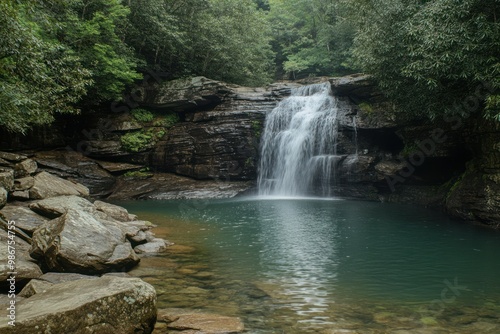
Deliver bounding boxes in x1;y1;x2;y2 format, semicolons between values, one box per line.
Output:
0;75;497;227
81;77;298;181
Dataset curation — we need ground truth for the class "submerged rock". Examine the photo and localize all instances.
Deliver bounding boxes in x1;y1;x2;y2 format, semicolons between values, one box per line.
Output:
134;238;170;254
156;308;244;334
0;276;157;334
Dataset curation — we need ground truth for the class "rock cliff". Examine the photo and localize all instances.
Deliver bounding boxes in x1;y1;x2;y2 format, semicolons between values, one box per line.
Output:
0;75;498;227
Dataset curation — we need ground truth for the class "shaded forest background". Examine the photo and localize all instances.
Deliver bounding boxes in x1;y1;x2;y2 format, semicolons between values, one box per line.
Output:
1;0;499;133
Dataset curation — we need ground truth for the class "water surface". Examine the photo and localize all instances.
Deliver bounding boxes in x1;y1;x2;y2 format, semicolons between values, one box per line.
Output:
120;198;500;333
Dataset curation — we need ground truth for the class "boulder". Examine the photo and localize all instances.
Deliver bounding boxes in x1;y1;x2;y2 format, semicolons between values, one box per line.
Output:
338;154;377;183
35;150;117;197
13;176;34;191
19;272;102;298
29;195;96;218
0;170;14;191
0;188;6;209
9;190;30;201
18;279;53;298
0;276;157;334
0;152;27;162
30;209;139;274
374;160;407;178
29;171;89;199
29;195;153;244
0;234;42;289
37;272;98;284
129;230;154;245
138;76;233;111
0;205;49;234
94;200;137;222
134;238;170;254
14;159;38;178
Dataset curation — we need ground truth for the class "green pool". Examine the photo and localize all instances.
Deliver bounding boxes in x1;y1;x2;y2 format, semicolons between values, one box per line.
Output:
119;198;500;333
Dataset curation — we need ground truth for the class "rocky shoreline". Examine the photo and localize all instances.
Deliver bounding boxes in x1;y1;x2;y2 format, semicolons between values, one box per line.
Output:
0;152;246;333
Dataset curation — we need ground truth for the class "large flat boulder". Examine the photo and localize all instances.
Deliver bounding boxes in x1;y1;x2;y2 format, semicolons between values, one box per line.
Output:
34;151;117;197
0;152;27;162
29;195;96;218
0;276;157;333
30;209;139;274
29;195;159;246
0;205;49;234
29;171;89;199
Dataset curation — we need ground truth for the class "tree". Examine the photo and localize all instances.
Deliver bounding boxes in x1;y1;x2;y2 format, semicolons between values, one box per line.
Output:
345;0;500;120
125;0;274;86
0;1;91;133
48;0;141;103
267;0;356;79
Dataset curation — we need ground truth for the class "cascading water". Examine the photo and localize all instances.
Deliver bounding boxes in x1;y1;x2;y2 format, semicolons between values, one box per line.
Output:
258;82;340;197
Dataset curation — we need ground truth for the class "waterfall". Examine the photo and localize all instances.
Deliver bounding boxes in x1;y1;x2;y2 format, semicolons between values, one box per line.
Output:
258;82;340;197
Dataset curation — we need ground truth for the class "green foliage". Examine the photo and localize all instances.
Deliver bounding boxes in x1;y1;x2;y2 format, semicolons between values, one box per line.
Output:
4;0;499;134
124;168;153;178
120;123;169;152
0;0;141;133
0;1;92;133
245;157;255;168
267;0;356;79
251;120;263;137
358;103;373;114
160;113;180;128
51;0;141;102
344;0;500;120
120;130;154;152
131;109;155;123
401;142;419;158
125;0;274;86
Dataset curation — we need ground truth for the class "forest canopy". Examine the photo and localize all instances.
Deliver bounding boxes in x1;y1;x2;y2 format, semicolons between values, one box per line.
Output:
0;0;499;133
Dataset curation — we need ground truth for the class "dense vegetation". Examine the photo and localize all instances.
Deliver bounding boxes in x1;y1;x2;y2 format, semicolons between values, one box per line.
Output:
1;0;499;133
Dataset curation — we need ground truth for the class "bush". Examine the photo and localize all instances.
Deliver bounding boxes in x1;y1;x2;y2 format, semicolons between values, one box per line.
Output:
153;113;180;128
124;168;153;178
120;131;154;152
131;108;155;123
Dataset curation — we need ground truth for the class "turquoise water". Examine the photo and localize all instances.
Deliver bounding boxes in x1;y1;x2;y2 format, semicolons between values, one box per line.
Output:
120;198;500;333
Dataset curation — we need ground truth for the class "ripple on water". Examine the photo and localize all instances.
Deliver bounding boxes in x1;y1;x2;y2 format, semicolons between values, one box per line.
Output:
118;199;500;334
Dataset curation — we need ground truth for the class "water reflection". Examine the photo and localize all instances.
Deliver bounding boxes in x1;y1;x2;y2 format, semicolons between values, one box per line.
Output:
119;198;500;334
256;200;339;324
